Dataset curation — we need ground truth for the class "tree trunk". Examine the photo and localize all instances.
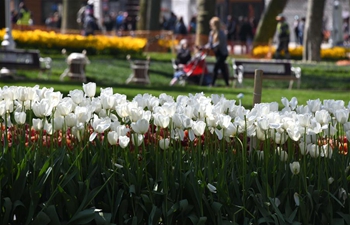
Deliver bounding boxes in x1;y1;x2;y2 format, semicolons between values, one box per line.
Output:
61;0;81;32
302;0;326;62
253;0;288;47
195;0;216;46
147;0;161;30
137;0;147;30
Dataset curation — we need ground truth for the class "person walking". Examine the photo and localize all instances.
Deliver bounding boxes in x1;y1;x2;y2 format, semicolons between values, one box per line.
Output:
275;14;290;59
206;16;229;87
16;2;32;25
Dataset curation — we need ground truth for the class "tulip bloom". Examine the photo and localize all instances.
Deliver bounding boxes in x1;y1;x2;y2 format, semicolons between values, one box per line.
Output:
289;161;300;175
83;82;96;98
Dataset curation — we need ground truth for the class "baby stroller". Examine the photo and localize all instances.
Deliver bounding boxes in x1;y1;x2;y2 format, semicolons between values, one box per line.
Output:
170;48;212;86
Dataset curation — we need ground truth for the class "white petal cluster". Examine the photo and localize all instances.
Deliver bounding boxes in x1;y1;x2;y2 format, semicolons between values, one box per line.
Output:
0;84;349;152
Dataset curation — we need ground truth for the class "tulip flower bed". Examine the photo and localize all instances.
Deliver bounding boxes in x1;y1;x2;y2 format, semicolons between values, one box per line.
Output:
252;45;349;60
0;29;147;55
0;83;350;225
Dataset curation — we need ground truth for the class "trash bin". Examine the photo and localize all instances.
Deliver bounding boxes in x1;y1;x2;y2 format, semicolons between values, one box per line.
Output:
60;51;90;82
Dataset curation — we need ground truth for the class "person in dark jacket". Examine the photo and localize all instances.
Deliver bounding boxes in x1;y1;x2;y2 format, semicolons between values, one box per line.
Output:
275;14;290;59
238;17;253;54
170;39;192;86
174;17;188;35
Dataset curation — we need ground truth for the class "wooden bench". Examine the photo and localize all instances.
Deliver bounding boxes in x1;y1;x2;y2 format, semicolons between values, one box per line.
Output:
231;59;301;89
0;49;51;79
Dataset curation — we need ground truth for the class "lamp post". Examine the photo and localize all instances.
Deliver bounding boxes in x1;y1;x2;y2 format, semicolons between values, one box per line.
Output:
1;0;16;50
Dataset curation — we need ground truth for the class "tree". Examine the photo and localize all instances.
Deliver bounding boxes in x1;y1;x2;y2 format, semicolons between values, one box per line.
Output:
137;0;147;30
61;0;81;32
302;0;326;62
147;0;161;30
253;0;288;47
195;0;216;46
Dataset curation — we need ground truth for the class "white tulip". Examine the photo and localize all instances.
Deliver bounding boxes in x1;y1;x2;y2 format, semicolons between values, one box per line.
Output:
308;144;320;158
297;113;312;128
307;99;321;113
65;113;77;127
335;109;349;124
320;144;333;159
273;132;288;145
119;135;130;148
159;138;170;150
107;131;119;145
116;103;129;118
14;111;26;125
115;125;130;136
153;113;170;128
56;100;73;116
91;115;111;134
46;91;62;108
68;89;84;105
131;133;143;146
32;99;53;117
101;94;116;110
192;121;206;136
100;87;113;96
346;130;350;142
32;118;43;131
289;161;300;175
298;142;308;155
131;118;149;134
344;122;350;132
75;106;92;123
328;177;334;184
315;110;331;126
83;82;96;98
207;183;217;193
44;121;53;135
279;150;288;162
53;115;64;131
294;193;300;206
256;150;264;160
224;123;237;138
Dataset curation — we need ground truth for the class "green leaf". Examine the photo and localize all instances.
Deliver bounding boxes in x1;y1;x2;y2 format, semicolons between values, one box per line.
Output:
44;205;61;225
332;218;345;225
67;208;95;225
38;160;50;177
211;202;222;214
286;207;299;224
31;211;51;225
129;184;136;196
268;197;285;223
112;189;124;221
338;212;350;225
95;212;112;225
197;216;207;225
187;213;198;224
131;216;137;225
148;205;162;225
2;197;12;225
12;168;27;201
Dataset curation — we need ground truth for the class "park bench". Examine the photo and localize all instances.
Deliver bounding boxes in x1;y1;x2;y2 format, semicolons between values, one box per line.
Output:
126;55;151;85
231;59;301;89
0;49;52;79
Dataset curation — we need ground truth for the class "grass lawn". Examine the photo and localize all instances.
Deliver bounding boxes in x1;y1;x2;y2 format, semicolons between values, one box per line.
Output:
1;51;349;109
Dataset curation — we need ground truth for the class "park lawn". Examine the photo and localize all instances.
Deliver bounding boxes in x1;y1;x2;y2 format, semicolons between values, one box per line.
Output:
1;52;349;109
